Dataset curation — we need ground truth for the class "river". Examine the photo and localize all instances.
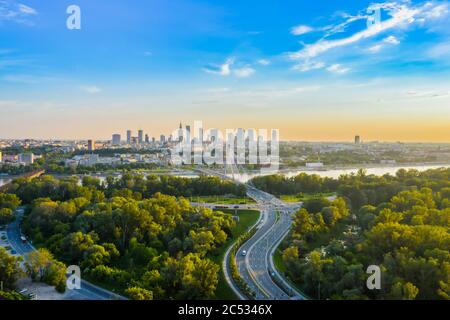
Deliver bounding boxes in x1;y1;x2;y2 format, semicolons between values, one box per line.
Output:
230;164;450;183
1;164;449;187
0;178;11;187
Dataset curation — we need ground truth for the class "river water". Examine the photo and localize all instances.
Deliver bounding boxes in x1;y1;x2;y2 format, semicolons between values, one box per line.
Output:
1;164;449;186
230;164;450;183
0;178;11;187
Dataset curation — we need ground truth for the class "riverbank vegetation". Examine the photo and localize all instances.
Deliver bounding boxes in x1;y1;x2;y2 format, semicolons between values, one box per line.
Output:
271;167;450;300
2;174;250;299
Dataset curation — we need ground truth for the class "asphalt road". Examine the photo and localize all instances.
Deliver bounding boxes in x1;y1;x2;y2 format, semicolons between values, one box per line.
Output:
216;163;305;300
241;187;304;300
6;207;124;300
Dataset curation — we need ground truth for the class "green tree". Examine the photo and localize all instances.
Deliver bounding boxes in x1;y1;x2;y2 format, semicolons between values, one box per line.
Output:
25;248;67;292
0;208;14;225
0;247;23;290
125;286;154;300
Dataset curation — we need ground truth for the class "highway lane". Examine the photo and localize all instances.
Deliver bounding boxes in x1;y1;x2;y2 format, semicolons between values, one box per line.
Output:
188;165;305;299
6;207;125;300
243;188;303;300
200;164;304;300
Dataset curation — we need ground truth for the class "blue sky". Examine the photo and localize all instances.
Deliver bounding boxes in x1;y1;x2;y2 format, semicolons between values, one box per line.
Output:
1;0;450;141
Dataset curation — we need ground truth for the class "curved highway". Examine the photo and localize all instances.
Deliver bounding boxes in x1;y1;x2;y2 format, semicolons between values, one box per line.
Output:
240;186;304;300
198;165;305;300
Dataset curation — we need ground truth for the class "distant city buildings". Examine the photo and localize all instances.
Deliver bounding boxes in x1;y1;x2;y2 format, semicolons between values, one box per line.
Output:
112;134;121;146
178;122;183;142
87;139;95;152
355;135;361;144
65;152;166;167
17;153;34;165
185;125;190;144
127;130;132;144
138;130;144;144
306;162;324;168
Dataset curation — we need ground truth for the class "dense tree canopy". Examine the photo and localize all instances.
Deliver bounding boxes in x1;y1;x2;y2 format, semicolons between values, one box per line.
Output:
0;247;23;291
279;168;450;300
17;174;237;299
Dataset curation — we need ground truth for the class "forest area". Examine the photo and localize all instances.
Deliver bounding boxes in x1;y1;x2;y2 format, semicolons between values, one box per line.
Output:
255;168;450;299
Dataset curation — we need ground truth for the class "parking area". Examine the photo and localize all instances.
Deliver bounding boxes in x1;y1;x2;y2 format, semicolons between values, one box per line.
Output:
0;227;19;257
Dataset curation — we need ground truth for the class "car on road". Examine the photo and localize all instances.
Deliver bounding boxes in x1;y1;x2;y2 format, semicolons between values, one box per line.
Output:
10;249;17;255
242;250;247;256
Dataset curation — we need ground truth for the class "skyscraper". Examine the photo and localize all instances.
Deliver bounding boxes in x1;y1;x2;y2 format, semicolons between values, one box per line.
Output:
145;134;149;143
247;129;255;143
87;140;95;151
160;135;166;143
138;130;144;144
198;127;203;144
355;135;361;144
112;134;121;146
178;122;183;142
18;153;34;164
127;130;132;144
186;125;191;144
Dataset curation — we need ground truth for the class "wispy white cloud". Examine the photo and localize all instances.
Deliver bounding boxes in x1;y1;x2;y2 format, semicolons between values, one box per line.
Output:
204;58;256;78
427;42;450;58
290;24;314;35
81;86;102;94
287;1;447;62
327;64;350;74
293;60;325;72
384;35;400;45
257;59;270;66
368;44;383;53
201;87;230;93
2;74;53;84
421;2;449;19
0;58;30;69
18;4;37;15
0;0;38;24
203;58;234;76
233;66;255;78
405;89;449;99
367;35;400;53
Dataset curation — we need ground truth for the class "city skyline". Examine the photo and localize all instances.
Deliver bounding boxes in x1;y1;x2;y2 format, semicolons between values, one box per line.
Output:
1;0;450;141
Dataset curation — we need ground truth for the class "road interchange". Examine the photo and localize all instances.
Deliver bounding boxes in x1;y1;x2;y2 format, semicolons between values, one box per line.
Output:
197;165;306;300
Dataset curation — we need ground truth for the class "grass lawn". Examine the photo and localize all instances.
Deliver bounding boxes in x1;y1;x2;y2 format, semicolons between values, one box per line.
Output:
280;192;336;202
189;195;256;204
210;209;260;300
273;248;286;274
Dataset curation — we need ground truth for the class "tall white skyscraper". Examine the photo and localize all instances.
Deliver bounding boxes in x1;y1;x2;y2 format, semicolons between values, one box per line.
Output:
186;125;191;144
